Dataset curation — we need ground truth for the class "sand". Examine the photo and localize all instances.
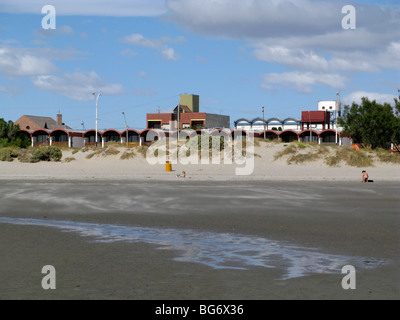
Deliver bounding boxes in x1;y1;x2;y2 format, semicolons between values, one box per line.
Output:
0;142;399;300
0;141;399;181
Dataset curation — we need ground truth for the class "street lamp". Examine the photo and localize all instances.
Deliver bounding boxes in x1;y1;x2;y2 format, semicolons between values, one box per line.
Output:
92;92;101;147
309;110;312;143
336;92;340;145
262;106;266;139
122;112;129;147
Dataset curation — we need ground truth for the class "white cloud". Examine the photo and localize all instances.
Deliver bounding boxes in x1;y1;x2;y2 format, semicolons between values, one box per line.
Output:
165;0;342;38
253;46;330;72
342;91;397;106
32;71;125;101
0;46;58;76
0;0;167;16
262;72;347;94
121;33;184;61
0;45;88;78
166;0;400;91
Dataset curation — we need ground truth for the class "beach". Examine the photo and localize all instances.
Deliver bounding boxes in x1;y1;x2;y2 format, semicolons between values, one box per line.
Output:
0;143;399;300
0;141;399;181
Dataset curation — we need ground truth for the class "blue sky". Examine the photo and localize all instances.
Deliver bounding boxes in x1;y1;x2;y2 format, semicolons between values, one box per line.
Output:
0;0;399;131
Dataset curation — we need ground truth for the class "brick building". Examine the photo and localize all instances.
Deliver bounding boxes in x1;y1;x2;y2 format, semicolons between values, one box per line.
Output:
15;114;71;131
146;94;230;130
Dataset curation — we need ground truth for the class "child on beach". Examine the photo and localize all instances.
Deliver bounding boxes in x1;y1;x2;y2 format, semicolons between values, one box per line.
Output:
177;171;186;178
362;170;368;182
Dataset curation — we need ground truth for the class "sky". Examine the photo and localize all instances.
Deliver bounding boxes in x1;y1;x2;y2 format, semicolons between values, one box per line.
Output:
0;0;399;131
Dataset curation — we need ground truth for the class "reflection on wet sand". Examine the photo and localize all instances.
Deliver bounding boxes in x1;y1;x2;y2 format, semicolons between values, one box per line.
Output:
0;217;387;280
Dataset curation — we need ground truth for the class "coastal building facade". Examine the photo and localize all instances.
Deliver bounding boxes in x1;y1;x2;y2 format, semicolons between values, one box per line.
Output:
147;94;230;130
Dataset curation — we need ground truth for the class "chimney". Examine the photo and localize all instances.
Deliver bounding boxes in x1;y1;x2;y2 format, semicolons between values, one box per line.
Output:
56;113;62;126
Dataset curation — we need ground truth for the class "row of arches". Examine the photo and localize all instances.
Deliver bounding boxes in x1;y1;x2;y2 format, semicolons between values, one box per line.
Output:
19;127;342;147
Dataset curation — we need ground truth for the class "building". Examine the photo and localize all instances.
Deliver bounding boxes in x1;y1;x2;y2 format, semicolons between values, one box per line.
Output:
234;117;301;131
233;99;348;145
15;113;85;148
146;94;230;130
15;114;71;131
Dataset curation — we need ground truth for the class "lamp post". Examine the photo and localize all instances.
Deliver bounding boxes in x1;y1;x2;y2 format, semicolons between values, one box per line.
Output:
262;106;266;139
336;92;340;145
309;110;312;143
92;92;101;147
122;112;129;147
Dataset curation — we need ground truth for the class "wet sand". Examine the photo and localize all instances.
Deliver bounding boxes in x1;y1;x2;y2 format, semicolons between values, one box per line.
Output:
0;180;399;299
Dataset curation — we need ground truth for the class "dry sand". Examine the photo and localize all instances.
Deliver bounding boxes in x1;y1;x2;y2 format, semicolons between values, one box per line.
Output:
0;142;399;300
0;141;399;181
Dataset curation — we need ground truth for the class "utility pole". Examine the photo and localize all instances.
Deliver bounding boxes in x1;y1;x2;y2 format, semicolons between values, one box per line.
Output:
177;103;180;141
262;106;266;139
92;92;101;147
336;92;340;145
122;112;129;147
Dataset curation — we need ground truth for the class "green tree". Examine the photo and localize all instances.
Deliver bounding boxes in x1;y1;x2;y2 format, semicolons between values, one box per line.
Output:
392;97;400;145
338;97;398;149
0;118;30;148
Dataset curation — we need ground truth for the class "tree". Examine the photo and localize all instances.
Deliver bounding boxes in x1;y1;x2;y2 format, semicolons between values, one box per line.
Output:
338;97;399;149
0;118;30;148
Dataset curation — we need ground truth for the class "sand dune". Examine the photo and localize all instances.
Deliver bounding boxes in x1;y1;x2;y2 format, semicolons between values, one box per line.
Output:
0;141;399;181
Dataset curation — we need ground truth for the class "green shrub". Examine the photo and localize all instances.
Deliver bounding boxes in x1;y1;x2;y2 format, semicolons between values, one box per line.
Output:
120;150;136;160
0;147;19;162
273;143;297;160
287;152;321;164
324;147;374;167
373;148;400;164
30;146;62;163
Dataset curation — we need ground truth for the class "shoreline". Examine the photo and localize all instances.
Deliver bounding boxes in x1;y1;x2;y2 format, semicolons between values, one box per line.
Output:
0;179;399;299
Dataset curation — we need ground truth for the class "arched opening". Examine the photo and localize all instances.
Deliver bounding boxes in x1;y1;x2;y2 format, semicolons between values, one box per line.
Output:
279;130;298;143
231;129;247;140
32;130;50;146
50;129;69;146
299;130;319;143
84;130;102;146
319;130;339;144
103;130;121;144
259;130;279;140
121;129;140;144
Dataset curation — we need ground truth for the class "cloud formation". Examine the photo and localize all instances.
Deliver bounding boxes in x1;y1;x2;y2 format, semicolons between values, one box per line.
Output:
0;46;58;76
33;71;125;101
262;72;347;94
166;0;400;93
121;34;185;61
0;0;167;16
342;91;398;106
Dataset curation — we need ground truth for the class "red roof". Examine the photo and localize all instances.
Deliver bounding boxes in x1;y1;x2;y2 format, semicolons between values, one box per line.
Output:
301;111;330;123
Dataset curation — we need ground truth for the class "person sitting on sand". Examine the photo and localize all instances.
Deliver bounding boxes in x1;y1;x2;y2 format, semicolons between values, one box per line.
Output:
362;170;369;183
177;171;186;178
